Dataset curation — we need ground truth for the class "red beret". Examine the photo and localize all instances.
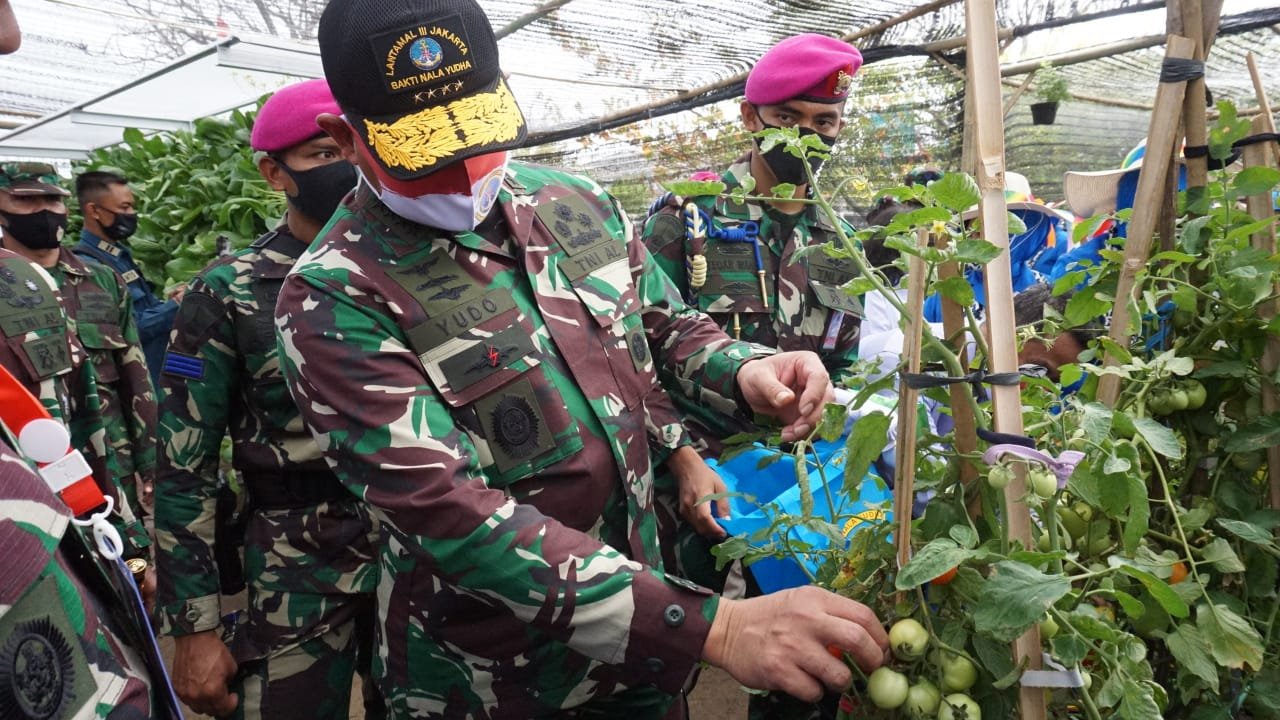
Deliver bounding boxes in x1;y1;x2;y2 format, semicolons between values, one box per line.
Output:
250;79;341;153
745;34;863;106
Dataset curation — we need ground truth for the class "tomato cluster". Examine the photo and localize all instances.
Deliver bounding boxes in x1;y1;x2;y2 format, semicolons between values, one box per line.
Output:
851;620;981;719
1146;379;1207;416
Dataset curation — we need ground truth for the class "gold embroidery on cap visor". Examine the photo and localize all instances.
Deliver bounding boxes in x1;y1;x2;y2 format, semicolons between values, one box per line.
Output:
363;82;524;173
834;70;853;96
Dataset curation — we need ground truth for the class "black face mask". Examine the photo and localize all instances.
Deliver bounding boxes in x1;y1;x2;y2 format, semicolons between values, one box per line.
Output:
755;123;837;186
96;208;138;241
277;159;357;224
1;209;67;250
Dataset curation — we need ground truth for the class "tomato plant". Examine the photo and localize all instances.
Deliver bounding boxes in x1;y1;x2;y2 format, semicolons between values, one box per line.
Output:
711;104;1280;719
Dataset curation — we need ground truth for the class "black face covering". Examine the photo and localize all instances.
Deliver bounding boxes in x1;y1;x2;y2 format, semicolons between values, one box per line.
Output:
96;209;138;241
755;123;837;186
277;159;358;224
1;209;67;250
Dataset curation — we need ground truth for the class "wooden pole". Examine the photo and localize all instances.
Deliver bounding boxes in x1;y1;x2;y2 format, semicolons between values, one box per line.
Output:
1002;69;1038;119
1247;53;1278;150
894;232;929;581
1176;0;1210;192
1243;115;1280;510
1096;35;1197;408
964;1;1044;716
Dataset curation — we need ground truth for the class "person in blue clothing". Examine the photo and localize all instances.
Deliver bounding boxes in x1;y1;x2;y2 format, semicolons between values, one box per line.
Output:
923;171;1072;323
74;171;179;386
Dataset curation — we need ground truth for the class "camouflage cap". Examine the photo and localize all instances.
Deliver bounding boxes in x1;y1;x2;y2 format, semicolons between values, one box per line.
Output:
0;162;70;197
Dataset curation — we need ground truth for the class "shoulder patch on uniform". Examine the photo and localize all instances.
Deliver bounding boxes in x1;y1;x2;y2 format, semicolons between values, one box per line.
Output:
170;291;227;351
162;351;205;380
643;212;685;251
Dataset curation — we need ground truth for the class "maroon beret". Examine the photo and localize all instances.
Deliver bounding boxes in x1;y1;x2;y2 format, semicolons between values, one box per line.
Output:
250;79;341;153
745;34;863;106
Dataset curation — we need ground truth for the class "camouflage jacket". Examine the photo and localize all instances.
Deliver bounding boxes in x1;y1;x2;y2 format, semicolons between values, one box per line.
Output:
0;440;169;718
0;248;76;416
642;155;862;453
75;231;179;388
50;248;157;490
275;163;773;718
155;227;378;636
0;249;148;556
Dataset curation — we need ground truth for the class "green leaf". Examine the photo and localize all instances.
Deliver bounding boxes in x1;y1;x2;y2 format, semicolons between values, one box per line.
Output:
1113;590;1145;619
1051;634;1089;666
1133;417;1183;459
1115;565;1190;618
896;538;974;590
1194;361;1250;379
973;634;1019;689
1215;518;1280;551
817;403;847;443
1224;413;1280;453
1006;211;1028;236
1122;474;1150;555
661;181;726;199
770;182;797;199
842;412;891;499
1231;166;1280;197
1199;538;1245;573
949;524;979;549
1197;602;1265;671
972;561;1071;642
1080;403;1112;443
929;173;981;212
1166;623;1220;688
1118;678;1162;719
1072;213;1109;243
934;275;975;306
952;238;1002;265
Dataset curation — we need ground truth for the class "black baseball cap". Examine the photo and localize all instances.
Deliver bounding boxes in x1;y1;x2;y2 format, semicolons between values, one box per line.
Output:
318;0;528;180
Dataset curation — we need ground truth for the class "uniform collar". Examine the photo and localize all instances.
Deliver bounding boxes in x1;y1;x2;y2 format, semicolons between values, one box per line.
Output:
55;246;91;277
78;229;131;261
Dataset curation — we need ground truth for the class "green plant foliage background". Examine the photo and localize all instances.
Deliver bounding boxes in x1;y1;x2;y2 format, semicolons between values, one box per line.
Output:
71;105;283;292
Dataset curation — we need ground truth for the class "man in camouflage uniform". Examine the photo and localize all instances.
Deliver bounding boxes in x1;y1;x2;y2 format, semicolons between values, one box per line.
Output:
0;163;154;577
642;35;866;458
154;79;382;720
276;2;889;718
0;367;179;718
74;170;179;388
641;36;870;720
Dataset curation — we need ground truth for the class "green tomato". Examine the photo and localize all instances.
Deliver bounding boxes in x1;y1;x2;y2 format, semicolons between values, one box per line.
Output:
938;652;978;692
1040;615;1060;640
1081;670;1093;690
1056;507;1088;541
1148;389;1173;416
1029;468;1058;500
987;464;1014;490
905;679;942;719
1071;502;1095;523
867;667;910;709
938;693;982;720
1231;451;1264;472
1182;380;1207;410
889;618;930;662
1168;389;1190;412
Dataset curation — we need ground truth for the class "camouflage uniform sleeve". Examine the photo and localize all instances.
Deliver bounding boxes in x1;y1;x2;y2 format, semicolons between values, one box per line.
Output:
154;275;236;635
631;212;777;436
640;205;689;296
107;267;158;477
276;268;718;694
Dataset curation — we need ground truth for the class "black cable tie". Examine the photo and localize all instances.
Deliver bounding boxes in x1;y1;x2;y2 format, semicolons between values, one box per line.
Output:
1234;132;1280;148
977;427;1037;448
1160;58;1205;83
900;368;1025;390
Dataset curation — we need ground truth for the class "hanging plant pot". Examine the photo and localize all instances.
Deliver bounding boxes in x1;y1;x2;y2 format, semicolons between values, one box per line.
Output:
1030;101;1060;125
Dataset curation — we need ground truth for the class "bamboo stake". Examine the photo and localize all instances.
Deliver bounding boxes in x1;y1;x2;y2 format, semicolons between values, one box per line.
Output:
1178;0;1210;192
964;0;1044;716
936;233;981;493
1002;69;1038;119
1242;115;1280;510
1247;53;1278;152
894;231;929;581
1096;35;1197;408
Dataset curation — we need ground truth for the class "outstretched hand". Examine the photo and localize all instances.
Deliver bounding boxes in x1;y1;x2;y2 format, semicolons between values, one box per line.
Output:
736;352;834;442
702;586;889;700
